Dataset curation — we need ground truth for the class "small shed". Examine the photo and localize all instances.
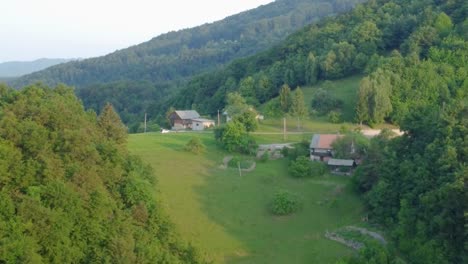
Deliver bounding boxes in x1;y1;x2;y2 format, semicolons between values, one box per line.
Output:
327;158;356;175
192;118;215;131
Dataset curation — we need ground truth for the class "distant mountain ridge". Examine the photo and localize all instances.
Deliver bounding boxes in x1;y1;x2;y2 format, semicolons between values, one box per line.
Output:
0;58;74;77
11;0;363;89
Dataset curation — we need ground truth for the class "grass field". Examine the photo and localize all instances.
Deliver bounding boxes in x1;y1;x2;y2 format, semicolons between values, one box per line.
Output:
129;132;366;263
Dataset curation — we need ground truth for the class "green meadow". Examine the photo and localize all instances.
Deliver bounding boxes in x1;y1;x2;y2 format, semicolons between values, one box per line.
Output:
129;132;365;263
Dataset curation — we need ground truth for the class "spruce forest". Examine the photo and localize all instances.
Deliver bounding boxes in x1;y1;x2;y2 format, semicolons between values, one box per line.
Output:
1;0;467;263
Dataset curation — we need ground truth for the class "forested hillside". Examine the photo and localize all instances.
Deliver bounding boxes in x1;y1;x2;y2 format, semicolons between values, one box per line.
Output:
0;84;204;263
170;0;466;118
11;0;364;130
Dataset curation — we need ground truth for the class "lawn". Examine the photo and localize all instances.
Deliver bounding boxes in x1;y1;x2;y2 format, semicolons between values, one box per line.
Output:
129;132;365;263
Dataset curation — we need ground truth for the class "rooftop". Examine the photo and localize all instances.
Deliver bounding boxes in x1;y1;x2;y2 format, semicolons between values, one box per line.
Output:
310;134;342;149
174;110;200;120
327;158;355;167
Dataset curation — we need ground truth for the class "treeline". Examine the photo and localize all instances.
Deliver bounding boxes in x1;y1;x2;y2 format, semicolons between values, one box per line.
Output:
169;0;466;120
335;1;466;263
0;84;204;263
343;35;467;264
10;0;363;131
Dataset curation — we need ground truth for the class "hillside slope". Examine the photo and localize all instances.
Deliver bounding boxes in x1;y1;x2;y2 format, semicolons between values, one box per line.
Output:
11;0;364;130
169;0;466;117
0;84;204;263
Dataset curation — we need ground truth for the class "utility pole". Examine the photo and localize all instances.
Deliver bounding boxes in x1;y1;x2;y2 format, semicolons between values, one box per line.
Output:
238;161;242;177
218;109;220;127
283;117;287;141
144;113;147;133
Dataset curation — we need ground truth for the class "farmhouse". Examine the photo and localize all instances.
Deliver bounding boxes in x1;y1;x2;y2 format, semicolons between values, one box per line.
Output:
309;134;342;162
169;110;215;130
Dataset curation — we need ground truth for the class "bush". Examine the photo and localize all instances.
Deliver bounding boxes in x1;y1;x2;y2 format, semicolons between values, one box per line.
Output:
184;137;205;154
283;141;310;160
310;161;327;177
270;190;302;215
259;151;269;163
289;156;312;178
328;110;342;123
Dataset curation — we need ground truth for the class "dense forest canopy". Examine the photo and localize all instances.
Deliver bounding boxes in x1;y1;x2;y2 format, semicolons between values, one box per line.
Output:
0;84;204;263
10;0;364;131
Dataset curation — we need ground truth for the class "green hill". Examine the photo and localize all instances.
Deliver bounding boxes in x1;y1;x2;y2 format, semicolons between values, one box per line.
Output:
0;84;204;263
168;0;466;118
11;0;364;129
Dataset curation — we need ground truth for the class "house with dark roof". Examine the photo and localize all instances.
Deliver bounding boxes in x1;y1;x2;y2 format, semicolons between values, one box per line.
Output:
309;134;342;162
169;110;214;130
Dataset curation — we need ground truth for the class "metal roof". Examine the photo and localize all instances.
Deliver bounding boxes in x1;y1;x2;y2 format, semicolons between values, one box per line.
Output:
310;134;341;149
175;110;200;120
327;158;355;167
191;118;214;123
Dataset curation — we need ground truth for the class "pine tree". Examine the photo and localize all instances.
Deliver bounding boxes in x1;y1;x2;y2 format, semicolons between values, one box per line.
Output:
98;103;127;145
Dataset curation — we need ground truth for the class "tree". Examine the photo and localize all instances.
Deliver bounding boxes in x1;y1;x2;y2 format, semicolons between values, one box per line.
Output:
232;111;258;132
332;132;370;159
434;12;453;38
218;121;246;153
305;52;319;85
279;84;292;113
238;76;258;105
98;103;128;145
225;92;258;131
225;92;250;118
356;69;393;125
290;87;308;130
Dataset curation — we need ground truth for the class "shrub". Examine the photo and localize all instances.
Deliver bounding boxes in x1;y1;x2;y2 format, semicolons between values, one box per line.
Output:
310;161;327;177
259;151;269;162
270;190;302;215
289;156;312;178
283;141;310;160
228;156;242;167
328;110;342;123
184;137;205;154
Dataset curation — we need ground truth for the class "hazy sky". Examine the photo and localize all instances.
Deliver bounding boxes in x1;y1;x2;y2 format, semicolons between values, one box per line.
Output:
0;0;274;63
